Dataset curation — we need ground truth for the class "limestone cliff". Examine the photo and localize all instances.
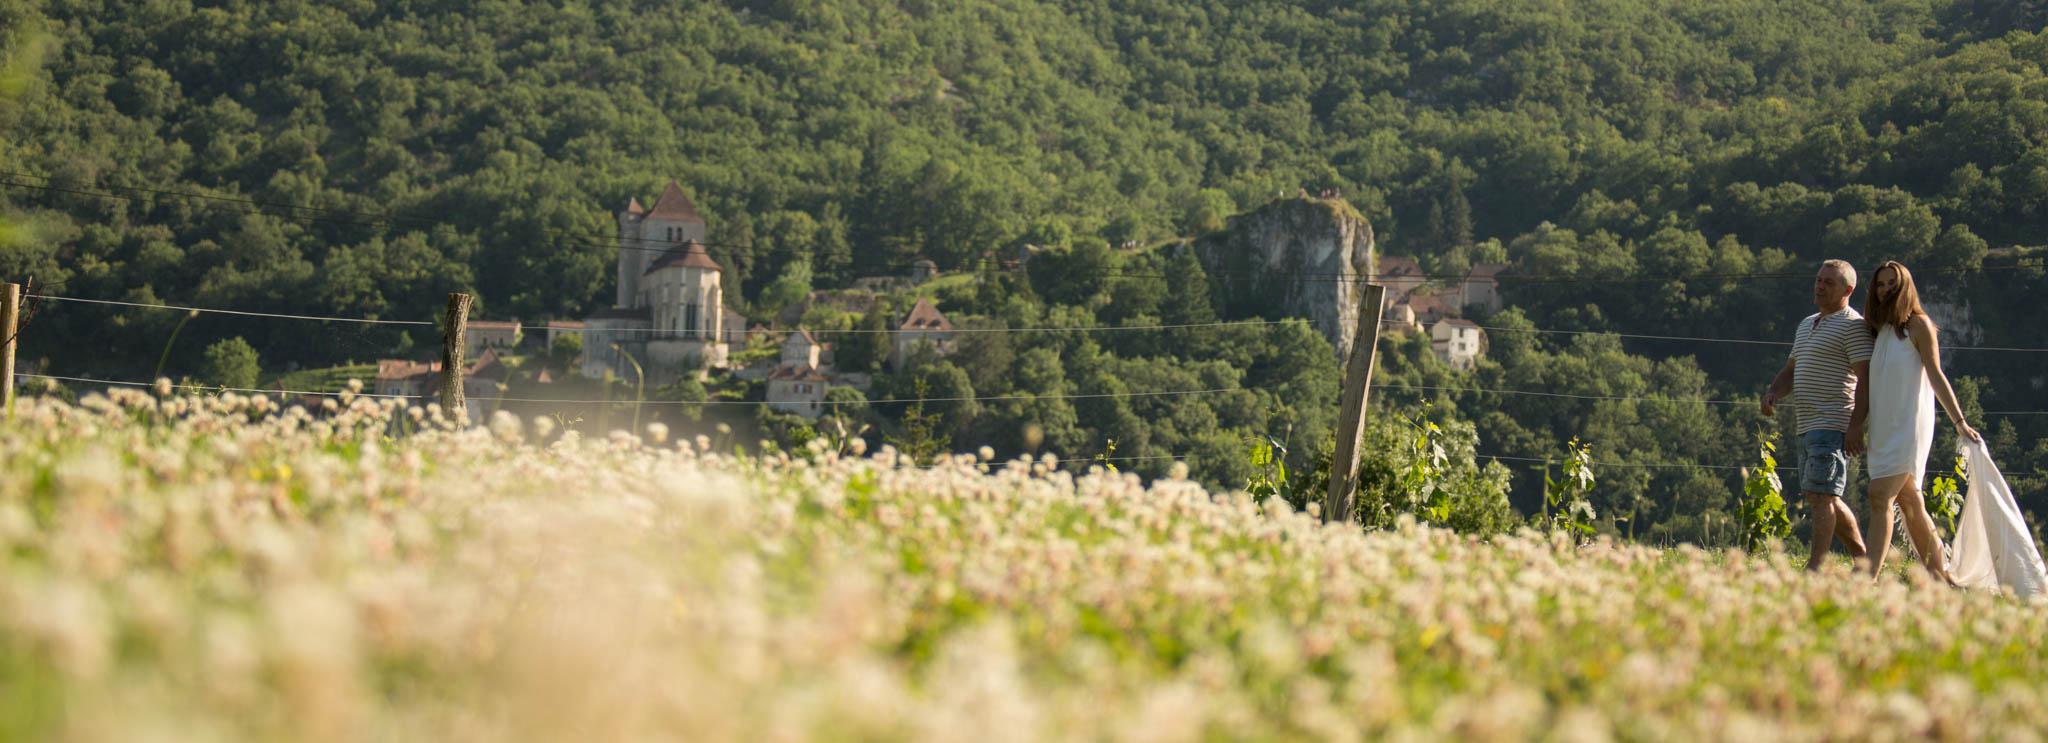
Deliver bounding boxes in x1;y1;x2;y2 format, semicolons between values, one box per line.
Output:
1192;197;1376;359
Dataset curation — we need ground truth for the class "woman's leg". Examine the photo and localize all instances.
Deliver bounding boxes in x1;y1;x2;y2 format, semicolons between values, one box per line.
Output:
1895;487;1957;583
1865;474;1910;577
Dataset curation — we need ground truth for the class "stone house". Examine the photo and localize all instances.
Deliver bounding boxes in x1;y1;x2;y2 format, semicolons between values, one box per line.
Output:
1430;319;1486;371
1456;263;1507;314
465;320;522;358
765;330;835;420
765;363;831;419
891;297;955;369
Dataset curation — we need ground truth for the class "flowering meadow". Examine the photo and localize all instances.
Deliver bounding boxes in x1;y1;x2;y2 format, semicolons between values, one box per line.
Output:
4;388;2047;742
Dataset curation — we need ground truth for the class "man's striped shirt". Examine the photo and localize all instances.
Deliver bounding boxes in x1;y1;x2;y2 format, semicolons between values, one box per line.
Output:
1790;307;1873;435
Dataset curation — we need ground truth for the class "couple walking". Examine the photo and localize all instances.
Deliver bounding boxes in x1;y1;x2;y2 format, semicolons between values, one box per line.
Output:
1762;259;1980;578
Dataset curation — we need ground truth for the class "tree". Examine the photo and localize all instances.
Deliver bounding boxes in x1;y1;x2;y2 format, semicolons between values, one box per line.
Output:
200;337;260;389
1027;241;1116;307
1183;188;1237;235
549;332;583;372
1161;249;1218;325
832;305;892;373
756;258;814;317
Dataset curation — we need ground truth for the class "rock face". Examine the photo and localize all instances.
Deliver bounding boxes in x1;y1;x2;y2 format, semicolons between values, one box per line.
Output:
1193;197;1375;359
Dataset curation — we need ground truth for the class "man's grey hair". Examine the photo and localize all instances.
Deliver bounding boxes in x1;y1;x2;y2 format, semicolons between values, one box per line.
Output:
1820;259;1857;288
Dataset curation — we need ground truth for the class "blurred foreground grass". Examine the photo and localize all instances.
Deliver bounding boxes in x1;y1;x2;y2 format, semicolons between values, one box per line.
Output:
1;387;2043;742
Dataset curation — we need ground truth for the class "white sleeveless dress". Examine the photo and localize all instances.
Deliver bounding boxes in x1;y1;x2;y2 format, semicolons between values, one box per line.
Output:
1866;326;1936;487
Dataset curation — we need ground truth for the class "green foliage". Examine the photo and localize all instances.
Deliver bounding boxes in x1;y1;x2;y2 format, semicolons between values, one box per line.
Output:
548;333;583;372
1739;434;1793;551
1092;438;1119;474
2;0;2046;529
756;259;814;318
1242;435;1292;508
886;380;945;467
199;337;261;390
1543;439;1598;541
1927;456;1965;537
1354;412;1518;537
831;307;891;373
654;374;708;422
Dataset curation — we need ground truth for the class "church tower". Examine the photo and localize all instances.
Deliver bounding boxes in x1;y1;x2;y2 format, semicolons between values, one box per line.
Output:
617;181;707;309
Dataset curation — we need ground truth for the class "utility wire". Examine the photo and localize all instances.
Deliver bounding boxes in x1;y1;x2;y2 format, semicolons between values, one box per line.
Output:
27;294;435;326
20;373;1248;407
1383;317;2048;353
28;292;1294;335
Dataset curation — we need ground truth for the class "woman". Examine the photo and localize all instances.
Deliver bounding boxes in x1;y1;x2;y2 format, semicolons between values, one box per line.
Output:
1862;260;1982;580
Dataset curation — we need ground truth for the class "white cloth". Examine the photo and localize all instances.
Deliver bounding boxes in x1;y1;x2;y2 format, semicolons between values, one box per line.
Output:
1866;328;1935;486
1949;440;2048;601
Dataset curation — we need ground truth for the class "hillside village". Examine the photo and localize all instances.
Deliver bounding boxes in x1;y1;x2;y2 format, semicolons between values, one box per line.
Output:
1371;256;1504;372
367;180;1507;424
372;180;963;422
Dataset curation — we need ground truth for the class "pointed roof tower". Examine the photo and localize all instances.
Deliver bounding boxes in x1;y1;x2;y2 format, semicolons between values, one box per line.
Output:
643;180;705;224
624;196;645;216
899;297;954;332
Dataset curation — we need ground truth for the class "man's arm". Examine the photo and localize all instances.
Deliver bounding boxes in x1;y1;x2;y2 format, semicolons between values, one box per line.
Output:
1845;360;1870;455
1763;358;1794;416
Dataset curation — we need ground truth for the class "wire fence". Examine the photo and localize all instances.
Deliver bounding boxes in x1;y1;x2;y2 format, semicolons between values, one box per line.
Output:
7;261;2047;479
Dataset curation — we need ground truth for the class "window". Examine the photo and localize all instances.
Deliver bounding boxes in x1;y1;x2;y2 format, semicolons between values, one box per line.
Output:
683;303;700;339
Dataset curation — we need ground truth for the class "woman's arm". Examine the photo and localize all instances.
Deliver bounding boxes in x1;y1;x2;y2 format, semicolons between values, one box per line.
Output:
1909;315;1982;442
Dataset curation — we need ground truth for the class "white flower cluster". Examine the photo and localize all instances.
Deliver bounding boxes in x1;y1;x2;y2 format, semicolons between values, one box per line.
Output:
0;389;2044;742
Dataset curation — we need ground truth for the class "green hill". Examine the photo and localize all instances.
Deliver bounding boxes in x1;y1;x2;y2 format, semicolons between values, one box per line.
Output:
3;0;2045;539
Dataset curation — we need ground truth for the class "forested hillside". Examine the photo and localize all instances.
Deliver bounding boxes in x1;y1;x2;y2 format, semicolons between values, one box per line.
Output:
3;0;2046;540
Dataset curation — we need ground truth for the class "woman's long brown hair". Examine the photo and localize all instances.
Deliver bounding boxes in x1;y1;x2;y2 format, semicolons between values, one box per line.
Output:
1864;260;1929;339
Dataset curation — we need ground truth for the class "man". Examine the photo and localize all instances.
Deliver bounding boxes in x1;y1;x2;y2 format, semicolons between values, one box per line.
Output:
1763;259;1873;571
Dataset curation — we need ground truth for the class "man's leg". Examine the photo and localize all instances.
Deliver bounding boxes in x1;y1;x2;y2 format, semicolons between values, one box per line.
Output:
1806;491;1838;572
1831;498;1866;559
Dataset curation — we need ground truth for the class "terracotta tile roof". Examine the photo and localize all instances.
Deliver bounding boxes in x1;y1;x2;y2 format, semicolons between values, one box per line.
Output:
1435;318;1480;330
624;197;645;216
375;348;506;383
377;359;435;381
767;363;830;382
466;348;507;382
644;240;721;274
898;297;953;332
1400;291;1457;323
468;320;520;331
546;320;586;329
642;180;704;223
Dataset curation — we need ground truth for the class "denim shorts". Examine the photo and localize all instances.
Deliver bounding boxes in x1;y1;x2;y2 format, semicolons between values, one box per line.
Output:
1798;429;1850;497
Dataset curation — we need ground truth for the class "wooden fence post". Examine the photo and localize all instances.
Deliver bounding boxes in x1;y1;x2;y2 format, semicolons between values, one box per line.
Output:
441;292;472;423
1324;283;1386;525
2;282;18;417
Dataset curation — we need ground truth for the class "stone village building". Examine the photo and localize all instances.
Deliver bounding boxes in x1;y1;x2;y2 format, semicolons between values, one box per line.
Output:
373;348;511;425
380;180;968;419
579;181;749;385
765;329;832;419
891;297;955;369
1371;256;1504;371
